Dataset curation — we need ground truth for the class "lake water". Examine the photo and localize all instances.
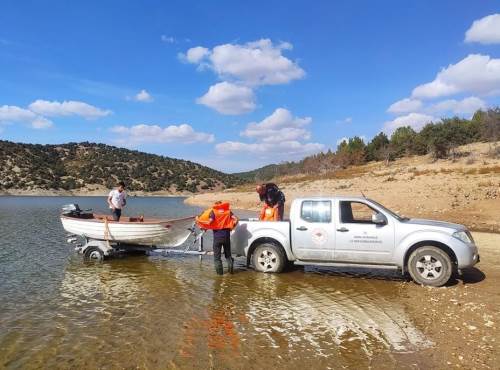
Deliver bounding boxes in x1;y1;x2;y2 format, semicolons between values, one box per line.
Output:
0;196;433;369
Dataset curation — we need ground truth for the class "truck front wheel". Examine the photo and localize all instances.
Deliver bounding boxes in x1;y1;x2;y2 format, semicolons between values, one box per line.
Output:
252;243;286;273
408;246;453;287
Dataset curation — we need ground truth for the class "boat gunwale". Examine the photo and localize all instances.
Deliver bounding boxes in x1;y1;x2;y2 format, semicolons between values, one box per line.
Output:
60;214;195;225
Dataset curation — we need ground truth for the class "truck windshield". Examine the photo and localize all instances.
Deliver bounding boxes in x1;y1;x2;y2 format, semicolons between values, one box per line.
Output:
368;199;408;221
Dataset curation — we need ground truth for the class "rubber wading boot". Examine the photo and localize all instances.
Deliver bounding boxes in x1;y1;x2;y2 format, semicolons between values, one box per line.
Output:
227;257;234;274
214;260;224;275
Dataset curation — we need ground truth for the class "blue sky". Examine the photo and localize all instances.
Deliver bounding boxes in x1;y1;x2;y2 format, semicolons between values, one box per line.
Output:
1;1;499;172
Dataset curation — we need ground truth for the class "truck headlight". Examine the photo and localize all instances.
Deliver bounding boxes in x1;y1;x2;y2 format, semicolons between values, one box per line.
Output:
453;231;472;244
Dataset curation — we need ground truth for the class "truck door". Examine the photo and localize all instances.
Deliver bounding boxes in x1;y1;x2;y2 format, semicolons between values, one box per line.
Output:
291;200;335;261
334;200;395;263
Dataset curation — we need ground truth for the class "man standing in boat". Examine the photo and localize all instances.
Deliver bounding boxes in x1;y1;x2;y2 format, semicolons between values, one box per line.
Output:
107;181;127;221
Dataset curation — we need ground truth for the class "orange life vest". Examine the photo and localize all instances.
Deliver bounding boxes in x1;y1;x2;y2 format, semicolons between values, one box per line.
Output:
195;202;238;230
259;205;278;221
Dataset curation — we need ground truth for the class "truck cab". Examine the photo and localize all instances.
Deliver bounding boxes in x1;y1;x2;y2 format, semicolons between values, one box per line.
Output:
231;196;480;287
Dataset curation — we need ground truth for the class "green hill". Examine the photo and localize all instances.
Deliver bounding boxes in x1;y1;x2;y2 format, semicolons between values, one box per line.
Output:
234;163;302;182
234;108;499;182
0;141;243;193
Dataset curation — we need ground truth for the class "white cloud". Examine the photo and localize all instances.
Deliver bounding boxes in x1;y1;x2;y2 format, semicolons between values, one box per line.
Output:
383;113;436;134
387;98;423;114
183;39;305;115
428;96;486;115
411;54;500;99
0;105;53;129
180;46;210;64
110;123;214;144
133;89;153;102
241;108;312;142
465;14;500;44
387;96;486;118
244;127;311;142
0;105;36;122
29;99;111;119
183;39;304;86
216;140;324;158
196;82;256;115
31;116;53;129
215;108;323;160
161;35;176;43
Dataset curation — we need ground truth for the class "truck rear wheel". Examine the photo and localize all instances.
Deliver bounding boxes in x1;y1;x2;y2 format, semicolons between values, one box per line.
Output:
252;243;286;273
408;246;452;287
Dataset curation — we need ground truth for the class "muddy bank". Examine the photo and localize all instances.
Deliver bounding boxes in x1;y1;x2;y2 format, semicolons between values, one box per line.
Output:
404;232;500;369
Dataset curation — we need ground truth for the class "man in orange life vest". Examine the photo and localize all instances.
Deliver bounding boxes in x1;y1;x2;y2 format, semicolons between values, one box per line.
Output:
196;201;238;275
256;183;286;221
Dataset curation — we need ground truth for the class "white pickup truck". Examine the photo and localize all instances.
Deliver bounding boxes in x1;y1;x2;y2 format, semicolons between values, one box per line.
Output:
231;196;480;286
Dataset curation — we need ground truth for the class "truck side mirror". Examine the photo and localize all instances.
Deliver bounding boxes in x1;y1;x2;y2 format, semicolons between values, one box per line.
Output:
372;213;387;225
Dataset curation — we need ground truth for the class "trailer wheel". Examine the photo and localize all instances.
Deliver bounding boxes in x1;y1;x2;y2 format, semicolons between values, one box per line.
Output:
83;246;104;262
252;243;286;273
408;246;452;287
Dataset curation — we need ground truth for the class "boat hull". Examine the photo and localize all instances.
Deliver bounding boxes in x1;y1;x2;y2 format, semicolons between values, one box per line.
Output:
61;215;194;246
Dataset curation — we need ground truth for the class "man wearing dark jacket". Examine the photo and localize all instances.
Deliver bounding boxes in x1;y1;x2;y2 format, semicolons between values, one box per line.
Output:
256;183;286;221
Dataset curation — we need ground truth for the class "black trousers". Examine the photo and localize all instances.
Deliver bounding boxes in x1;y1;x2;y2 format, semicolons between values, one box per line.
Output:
111;208;122;221
213;235;232;262
277;203;285;221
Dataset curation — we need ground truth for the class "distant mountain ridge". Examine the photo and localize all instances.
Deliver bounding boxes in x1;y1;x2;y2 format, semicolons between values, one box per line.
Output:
0;141;243;193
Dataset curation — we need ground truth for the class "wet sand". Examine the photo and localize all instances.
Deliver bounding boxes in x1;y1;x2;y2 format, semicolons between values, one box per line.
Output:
404;232;500;369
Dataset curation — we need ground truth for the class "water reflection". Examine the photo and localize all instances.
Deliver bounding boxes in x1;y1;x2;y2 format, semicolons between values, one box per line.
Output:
2;253;433;369
1;196;432;369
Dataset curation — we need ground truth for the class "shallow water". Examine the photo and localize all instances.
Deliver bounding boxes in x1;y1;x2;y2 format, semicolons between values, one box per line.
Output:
0;196;433;369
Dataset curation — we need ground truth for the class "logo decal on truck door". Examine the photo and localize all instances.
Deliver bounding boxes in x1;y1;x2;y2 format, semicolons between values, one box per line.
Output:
311;228;328;246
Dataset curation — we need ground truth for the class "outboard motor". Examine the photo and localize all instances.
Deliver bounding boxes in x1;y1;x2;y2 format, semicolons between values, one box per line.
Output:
61;204;82;216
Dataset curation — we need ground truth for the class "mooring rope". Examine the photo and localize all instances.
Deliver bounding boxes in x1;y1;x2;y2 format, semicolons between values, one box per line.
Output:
103;217;111;248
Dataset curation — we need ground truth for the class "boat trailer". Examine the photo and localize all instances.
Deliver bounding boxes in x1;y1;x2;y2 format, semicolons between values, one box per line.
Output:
66;229;211;262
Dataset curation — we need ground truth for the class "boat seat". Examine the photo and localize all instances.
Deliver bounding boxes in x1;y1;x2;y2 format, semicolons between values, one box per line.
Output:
129;216;145;222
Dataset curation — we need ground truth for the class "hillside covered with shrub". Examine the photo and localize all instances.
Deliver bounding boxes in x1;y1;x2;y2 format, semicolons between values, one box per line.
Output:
236;108;500;181
0;141;243;193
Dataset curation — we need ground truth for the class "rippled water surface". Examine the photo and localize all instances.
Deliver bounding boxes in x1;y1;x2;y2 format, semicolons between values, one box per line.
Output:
0;196;432;369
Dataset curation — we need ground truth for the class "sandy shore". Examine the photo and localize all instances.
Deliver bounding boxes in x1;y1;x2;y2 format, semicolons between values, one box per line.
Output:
405;231;500;368
186;142;500;233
